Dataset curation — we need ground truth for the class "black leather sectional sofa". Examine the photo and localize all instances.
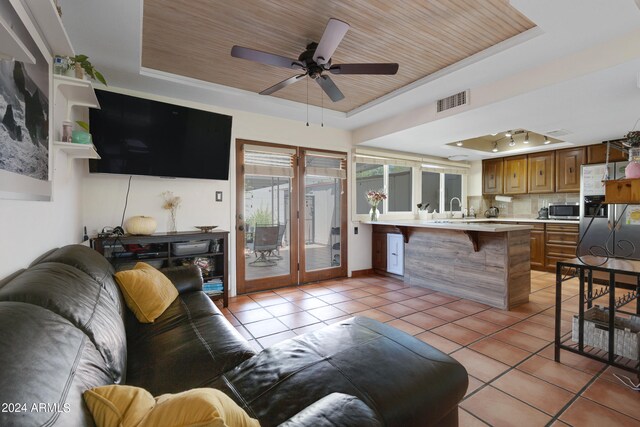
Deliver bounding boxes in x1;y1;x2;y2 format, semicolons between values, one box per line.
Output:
0;245;468;426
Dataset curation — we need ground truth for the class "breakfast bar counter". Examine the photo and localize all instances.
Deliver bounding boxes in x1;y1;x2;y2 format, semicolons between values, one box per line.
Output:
367;220;533;310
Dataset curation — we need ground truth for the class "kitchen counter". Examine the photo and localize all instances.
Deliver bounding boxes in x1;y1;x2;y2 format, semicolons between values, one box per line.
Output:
444;217;579;224
365;219;533;232
370;221;531;310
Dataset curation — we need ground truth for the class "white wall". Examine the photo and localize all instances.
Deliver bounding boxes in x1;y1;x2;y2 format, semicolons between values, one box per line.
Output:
80;87;371;295
0;154;84;279
468;160;483;197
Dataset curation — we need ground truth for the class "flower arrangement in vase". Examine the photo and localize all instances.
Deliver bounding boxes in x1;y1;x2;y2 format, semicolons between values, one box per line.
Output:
624;131;640;179
161;191;181;232
366;189;387;221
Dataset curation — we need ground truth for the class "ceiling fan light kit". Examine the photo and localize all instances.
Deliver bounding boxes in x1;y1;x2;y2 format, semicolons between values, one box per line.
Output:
230;18;399;103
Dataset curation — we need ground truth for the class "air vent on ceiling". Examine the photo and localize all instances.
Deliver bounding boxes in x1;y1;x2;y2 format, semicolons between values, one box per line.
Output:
437;90;469;113
547;129;571;137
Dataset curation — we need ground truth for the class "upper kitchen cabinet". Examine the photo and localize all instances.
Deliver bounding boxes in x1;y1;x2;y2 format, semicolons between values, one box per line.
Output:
556;147;585;192
503;155;528;195
528;151;555;193
482;158;504;195
587;143;627;164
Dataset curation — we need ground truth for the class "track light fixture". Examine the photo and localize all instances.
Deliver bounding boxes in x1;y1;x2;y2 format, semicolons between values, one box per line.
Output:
505;131;512;137
543;135;551;144
456;141;463;147
508;137;516;147
523;132;529;144
492;142;499;153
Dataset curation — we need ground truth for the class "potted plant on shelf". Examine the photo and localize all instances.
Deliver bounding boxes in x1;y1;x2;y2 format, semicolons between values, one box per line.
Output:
68;55;107;85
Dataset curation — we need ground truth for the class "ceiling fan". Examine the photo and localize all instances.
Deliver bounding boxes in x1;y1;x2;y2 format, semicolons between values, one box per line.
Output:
230;18;399;102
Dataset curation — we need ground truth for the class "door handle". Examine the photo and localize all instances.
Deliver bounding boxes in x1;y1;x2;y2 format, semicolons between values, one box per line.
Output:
391;252;397;256
238;225;244;231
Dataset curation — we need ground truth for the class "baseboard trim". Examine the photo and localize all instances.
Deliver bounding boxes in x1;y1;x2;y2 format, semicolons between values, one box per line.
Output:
351;268;374;277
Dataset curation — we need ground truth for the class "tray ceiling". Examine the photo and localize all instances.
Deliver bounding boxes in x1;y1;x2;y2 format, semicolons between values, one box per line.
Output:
142;0;535;113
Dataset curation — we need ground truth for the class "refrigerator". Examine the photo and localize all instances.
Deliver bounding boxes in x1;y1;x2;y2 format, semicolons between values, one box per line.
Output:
579;162;640;260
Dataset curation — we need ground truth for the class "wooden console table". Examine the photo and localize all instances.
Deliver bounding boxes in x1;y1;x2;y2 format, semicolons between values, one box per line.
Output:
92;231;229;307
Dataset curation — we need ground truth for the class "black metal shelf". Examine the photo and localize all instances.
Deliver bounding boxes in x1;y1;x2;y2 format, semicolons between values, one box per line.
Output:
555;257;640;377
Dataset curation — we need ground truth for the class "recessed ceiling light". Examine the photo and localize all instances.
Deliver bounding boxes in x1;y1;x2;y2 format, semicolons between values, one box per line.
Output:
455;141;463;147
523;132;529;144
543;135;551;144
505;131;512;137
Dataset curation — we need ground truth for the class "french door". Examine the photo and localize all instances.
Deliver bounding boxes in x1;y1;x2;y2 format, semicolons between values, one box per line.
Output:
236;140;347;294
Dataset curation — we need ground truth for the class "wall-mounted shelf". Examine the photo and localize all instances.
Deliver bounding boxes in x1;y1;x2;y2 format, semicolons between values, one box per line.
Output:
54;75;100;110
53;141;100;159
0;13;35;63
23;0;74;57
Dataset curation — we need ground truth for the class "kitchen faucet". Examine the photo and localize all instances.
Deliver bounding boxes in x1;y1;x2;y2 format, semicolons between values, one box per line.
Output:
449;197;462;218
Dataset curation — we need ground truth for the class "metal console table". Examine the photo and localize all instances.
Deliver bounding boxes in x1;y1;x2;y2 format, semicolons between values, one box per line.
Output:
555;256;640;376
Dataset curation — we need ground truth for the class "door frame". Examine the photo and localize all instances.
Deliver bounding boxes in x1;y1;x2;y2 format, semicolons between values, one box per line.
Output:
298;147;348;283
235;139;299;294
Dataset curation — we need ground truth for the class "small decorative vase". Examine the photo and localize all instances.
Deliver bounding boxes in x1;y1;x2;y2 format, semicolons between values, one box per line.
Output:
625;147;640;179
369;205;380;222
169;210;177;233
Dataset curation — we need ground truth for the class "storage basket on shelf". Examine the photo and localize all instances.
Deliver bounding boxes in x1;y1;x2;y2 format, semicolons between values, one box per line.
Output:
171;240;210;256
572;306;640;361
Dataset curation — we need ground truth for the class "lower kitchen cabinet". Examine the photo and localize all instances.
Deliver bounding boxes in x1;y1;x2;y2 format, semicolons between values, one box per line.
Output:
545;223;579;271
372;231;387;273
530;227;546;269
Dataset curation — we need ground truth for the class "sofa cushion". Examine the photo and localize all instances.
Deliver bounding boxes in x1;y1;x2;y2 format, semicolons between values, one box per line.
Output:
277;393;383;427
84;385;259;427
126;292;256;395
213;316;468;427
114;262;178;323
35;245;126;319
0;262;127;383
0;302;114;427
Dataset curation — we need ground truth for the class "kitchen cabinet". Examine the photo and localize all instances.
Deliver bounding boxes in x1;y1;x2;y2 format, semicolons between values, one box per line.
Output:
545;223;579;271
556;148;585;192
482;158;504;195
528;152;555;193
372;231;387;273
503;155;528;195
587;143;627;164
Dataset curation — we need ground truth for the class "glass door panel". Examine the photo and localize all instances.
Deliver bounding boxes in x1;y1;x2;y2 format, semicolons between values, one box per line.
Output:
304;175;341;271
244;175;291;280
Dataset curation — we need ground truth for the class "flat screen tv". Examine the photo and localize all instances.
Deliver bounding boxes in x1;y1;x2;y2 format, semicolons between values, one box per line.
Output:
89;90;232;180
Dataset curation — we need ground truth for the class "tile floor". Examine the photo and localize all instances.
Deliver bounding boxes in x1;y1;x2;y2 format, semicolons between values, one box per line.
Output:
215;270;640;427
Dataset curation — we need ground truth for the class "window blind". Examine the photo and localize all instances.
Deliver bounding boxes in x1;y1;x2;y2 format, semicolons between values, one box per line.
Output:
243;144;296;177
305;151;347;179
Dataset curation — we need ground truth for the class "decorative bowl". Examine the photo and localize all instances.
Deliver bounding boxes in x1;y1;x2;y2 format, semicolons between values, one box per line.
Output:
195;226;218;233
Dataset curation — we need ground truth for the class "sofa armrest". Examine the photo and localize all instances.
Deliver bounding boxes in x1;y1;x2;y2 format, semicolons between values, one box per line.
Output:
277;393;383;427
160;265;203;294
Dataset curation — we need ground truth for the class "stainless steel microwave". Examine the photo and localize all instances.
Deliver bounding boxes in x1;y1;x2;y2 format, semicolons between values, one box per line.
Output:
548;203;580;220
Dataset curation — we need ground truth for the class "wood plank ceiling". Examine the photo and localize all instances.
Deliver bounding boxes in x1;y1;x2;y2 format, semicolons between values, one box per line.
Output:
142;0;535;113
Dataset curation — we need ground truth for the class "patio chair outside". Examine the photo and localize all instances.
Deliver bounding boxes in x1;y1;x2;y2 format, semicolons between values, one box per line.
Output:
250;225;280;267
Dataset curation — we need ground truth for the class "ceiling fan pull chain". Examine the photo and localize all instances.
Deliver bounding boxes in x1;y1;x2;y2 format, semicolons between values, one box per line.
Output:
306;77;309;127
321;90;324;127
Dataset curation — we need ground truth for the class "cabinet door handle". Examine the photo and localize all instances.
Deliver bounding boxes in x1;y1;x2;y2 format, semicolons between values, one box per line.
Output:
539;170;543;176
513;173;517;178
569;167;573;173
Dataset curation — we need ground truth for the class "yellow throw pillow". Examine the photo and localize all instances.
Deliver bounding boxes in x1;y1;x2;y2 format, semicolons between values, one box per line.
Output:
83;385;261;427
114;262;178;323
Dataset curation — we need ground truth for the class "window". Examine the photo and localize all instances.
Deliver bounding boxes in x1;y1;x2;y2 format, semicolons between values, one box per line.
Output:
420;171;441;213
355;163;384;214
444;174;463;211
388;165;412;212
421;171;464;213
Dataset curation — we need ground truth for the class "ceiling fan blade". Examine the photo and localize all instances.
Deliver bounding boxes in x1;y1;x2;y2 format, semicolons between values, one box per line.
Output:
316;75;345;102
260;74;306;95
313;18;350;65
231;45;300;69
329;63;399;75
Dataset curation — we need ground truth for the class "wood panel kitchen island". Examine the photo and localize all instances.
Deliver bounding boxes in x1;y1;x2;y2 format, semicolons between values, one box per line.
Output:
369;221;533;310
